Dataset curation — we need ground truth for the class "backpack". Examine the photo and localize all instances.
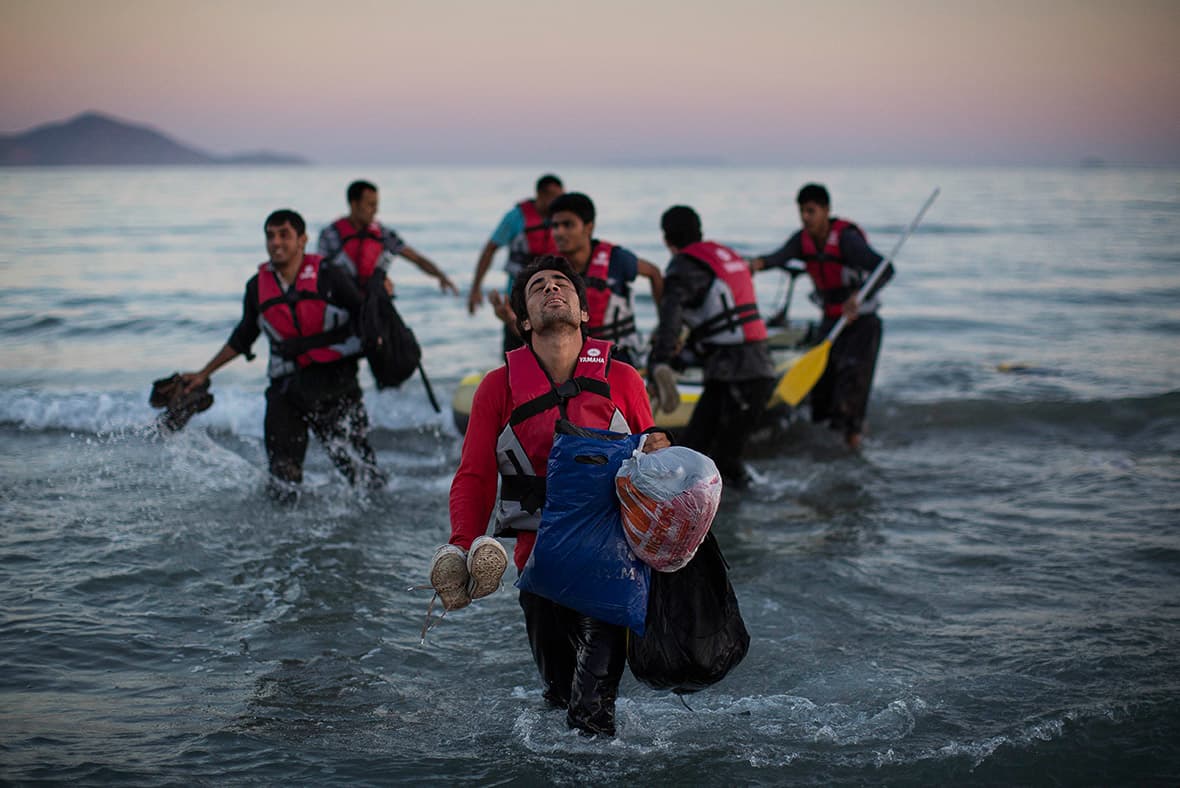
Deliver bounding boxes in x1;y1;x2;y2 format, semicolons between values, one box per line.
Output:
359;275;421;389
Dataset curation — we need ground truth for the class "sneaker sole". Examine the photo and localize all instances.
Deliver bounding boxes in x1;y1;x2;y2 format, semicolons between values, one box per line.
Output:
430;549;471;611
652;365;681;413
467;539;508;600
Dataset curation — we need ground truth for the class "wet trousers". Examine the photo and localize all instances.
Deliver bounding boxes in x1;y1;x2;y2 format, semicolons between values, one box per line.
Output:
264;370;382;488
518;589;627;736
810;314;882;438
681;376;776;487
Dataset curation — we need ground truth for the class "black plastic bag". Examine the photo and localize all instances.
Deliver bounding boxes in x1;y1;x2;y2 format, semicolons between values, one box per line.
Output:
359;276;420;389
626;531;749;693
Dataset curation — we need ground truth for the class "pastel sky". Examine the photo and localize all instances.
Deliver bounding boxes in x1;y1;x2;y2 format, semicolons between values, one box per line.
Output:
2;0;1178;164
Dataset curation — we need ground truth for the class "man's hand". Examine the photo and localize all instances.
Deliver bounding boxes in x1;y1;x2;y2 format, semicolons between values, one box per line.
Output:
467;287;484;315
438;274;459;295
842;295;861;321
488;290;518;330
178;372;208;395
641;431;671;453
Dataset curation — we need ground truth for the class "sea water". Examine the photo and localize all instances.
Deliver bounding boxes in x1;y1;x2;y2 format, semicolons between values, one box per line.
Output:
1;165;1178;785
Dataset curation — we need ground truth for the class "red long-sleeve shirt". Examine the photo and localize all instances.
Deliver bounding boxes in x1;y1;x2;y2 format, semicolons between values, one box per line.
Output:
449;359;655;572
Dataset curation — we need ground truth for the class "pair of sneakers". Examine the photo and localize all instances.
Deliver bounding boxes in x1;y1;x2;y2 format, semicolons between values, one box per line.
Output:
429;536;508;612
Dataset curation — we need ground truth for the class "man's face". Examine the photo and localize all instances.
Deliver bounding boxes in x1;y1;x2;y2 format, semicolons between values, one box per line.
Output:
522;269;587;335
350;189;379;225
799;201;830;238
266;222;307;266
536;183;564;215
551;210;593;257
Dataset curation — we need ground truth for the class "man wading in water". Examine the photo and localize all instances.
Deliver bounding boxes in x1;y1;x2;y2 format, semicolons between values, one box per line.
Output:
432;255;669;736
181;209;384;499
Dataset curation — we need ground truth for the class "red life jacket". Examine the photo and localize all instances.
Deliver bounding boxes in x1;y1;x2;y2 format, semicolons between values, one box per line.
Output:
679;241;768;346
799;218;866;318
517;199;559;258
331;217;386;285
580;241;636;346
494;337;630;536
257;254;358;378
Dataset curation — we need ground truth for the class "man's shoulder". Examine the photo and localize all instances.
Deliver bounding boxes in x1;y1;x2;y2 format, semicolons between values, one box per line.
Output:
501;204;526;226
669;250;712;274
315;259;348;283
474;365;509;396
605;243;639;275
607;357;644;388
608;242;637;260
836;220;872;249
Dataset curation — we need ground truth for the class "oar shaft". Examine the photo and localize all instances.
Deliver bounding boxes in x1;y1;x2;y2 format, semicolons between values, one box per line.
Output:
824;187;941;344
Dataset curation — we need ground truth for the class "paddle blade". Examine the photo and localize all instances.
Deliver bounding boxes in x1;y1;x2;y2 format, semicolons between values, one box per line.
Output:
775;341;831;407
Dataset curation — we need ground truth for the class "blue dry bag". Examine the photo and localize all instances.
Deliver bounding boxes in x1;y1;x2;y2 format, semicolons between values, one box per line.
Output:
516;420;650;634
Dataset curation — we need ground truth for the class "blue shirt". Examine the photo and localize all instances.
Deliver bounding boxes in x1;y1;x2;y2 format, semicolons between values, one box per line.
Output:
598;242;639;297
489;205;525;248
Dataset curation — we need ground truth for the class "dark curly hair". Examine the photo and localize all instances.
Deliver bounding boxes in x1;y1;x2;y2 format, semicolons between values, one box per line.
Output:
509;255;589;343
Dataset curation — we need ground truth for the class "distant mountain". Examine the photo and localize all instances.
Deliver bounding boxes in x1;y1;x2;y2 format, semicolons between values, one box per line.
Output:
0;112;307;166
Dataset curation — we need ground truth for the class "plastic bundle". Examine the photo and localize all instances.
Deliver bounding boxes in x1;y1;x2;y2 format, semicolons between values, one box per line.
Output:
615;444;722;572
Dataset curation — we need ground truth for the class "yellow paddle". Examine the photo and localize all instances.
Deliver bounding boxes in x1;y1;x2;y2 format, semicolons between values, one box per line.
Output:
775;187;941;407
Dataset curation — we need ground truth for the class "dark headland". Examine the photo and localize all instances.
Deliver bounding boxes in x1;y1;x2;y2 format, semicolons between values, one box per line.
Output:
0;112;307;166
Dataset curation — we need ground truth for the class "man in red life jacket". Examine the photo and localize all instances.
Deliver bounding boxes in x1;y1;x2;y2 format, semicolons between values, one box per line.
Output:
437;255;669;736
649;206;776;489
750;183;891;450
180;210;383;499
493;192;663;368
318;179;458;296
468;174;565;354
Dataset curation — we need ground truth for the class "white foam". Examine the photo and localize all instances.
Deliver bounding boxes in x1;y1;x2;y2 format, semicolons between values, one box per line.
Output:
0;383;452;438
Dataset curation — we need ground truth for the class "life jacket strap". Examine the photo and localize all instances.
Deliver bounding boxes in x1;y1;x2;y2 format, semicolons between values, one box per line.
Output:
500;474;547;515
271;324;354;360
508;376;611;426
687;302;761;345
589;314;636;341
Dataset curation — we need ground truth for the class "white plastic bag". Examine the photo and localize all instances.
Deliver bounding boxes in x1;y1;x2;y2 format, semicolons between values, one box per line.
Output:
615;443;722;572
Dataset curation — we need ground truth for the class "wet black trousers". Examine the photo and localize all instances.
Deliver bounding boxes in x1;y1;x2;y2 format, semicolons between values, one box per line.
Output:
518;590;627;736
264;373;382;488
681;376;776;487
810;313;883;437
